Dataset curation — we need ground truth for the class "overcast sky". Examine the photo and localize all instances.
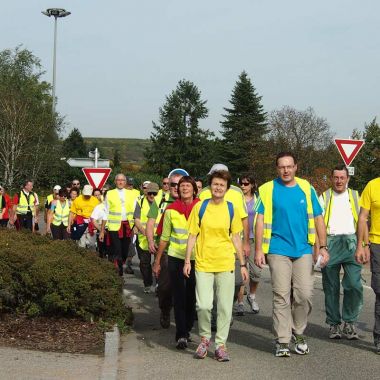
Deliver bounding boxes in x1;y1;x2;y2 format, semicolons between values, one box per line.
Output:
2;1;380;139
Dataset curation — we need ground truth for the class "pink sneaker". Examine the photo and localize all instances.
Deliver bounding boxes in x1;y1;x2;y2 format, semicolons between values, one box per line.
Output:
214;345;230;362
195;337;210;359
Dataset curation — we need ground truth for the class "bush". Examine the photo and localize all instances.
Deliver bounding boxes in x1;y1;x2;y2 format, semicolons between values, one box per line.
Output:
0;229;129;326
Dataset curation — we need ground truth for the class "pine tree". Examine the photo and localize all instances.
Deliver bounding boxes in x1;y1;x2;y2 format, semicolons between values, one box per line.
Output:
219;71;267;177
145;80;215;177
62;128;87;157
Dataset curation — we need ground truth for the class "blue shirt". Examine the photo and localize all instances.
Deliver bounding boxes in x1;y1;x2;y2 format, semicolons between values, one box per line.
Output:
257;178;322;258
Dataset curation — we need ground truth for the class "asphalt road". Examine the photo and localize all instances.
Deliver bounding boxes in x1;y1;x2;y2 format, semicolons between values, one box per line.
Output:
119;260;380;380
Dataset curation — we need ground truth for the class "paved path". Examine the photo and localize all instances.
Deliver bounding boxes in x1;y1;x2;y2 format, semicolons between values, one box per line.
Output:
118;261;380;380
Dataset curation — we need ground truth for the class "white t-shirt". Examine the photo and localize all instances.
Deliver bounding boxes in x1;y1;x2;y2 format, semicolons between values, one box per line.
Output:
320;190;356;235
91;203;106;224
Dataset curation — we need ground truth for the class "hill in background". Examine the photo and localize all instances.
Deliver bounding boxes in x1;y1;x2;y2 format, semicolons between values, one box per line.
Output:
84;138;150;165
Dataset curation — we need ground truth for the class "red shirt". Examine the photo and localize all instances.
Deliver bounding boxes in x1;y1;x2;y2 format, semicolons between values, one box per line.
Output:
1;193;12;219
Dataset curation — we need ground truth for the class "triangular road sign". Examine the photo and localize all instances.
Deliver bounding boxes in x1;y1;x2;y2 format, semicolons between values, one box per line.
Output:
82;168;112;189
334;138;365;166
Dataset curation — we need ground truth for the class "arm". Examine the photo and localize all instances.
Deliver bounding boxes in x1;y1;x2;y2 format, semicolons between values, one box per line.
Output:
146;218;157;253
242;217;250;257
314;215;329;266
67;211;75;233
183;233;197;278
254;213;266;268
46;209;54;234
232;232;249;283
355;208;370;264
152;239;169;277
134;218;146;235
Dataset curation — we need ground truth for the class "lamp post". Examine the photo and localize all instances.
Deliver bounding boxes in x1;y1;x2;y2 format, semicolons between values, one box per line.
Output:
42;8;71;119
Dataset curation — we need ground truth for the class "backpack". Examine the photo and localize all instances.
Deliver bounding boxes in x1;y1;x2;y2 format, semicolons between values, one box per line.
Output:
198;198;234;233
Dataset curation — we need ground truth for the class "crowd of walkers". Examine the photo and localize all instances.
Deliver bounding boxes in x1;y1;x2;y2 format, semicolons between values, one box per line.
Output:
1;151;379;360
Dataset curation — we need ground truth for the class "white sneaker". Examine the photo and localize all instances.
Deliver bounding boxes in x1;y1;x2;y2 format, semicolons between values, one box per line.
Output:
144;286;151;294
247;294;259;313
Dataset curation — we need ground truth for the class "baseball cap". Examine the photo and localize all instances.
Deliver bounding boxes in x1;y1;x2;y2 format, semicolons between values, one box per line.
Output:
168;168;189;178
208;163;229;175
146;182;159;193
82;184;93;196
142;181;151;188
53;185;61;191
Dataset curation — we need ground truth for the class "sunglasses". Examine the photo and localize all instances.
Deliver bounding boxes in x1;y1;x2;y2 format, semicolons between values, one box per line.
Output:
170;182;178;187
72;182;80;186
148;192;158;196
162;182;169;185
240;182;251;186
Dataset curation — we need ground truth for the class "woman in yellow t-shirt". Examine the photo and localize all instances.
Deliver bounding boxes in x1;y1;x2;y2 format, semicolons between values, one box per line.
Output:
183;170;248;362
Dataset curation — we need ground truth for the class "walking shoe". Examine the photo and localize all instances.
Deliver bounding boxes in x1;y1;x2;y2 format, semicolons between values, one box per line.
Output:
214;344;230;362
143;286;151;294
292;334;310;355
343;322;359;340
176;337;188;350
125;264;134;274
236;302;245;316
329;324;342;339
160;311;170;329
275;342;290;357
118;265;124;277
195;337;210;359
247;294;260;314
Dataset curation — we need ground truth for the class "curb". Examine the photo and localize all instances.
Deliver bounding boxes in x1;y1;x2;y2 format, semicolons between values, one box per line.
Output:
99;325;120;380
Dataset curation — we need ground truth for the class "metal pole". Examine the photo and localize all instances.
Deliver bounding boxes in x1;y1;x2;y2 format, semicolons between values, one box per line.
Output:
52;15;58;118
95;147;98;168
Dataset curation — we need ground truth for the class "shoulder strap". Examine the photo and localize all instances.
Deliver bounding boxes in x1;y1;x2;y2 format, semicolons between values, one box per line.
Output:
198;199;210;227
226;201;234;233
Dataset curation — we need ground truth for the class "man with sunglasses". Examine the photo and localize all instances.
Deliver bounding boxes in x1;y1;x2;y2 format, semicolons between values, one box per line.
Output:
157;177;170;204
134;182;160;293
146;168;189;328
71;179;81;192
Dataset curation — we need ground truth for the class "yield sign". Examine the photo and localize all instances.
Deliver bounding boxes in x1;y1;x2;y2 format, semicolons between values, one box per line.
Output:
82;168;112;189
334;138;365;166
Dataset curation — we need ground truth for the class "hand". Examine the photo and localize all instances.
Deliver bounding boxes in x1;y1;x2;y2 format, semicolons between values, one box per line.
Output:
152;261;161;277
183;262;191;278
319;247;329;268
46;227;51;234
240;266;249;283
355;245;370;265
254;250;266;268
66;225;71;234
148;241;157;254
99;231;104;242
243;241;250;257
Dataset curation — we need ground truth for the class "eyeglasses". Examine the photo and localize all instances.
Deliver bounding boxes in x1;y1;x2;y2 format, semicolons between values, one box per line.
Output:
277;165;295;171
143;187;147;190
148;192;158;196
162;182;169;185
170;182;178;187
240;182;251;186
72;182;80;186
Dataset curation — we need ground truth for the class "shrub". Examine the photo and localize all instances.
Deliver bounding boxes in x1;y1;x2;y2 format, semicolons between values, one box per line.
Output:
0;229;129;326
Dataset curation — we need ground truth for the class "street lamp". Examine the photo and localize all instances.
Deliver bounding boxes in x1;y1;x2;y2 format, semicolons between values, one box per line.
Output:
42;8;71;119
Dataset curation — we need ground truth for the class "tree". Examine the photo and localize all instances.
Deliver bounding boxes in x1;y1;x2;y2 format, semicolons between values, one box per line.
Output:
112;149;121;170
145;80;215;176
350;118;380;191
219;71;268;177
62;128;87;158
268;106;337;177
0;47;61;189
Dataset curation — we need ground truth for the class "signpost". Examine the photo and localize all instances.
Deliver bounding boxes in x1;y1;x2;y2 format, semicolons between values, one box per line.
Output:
82;168;112;189
334;138;365;168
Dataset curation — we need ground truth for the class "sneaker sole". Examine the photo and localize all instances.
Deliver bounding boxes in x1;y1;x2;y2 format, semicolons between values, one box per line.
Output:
275;351;290;357
295;347;309;355
346;335;359;340
329;334;342;339
195;352;207;359
215;357;230;362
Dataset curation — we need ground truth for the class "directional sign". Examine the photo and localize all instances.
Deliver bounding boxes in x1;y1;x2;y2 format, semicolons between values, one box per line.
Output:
82;168;112;189
66;158;110;168
334;138;365;166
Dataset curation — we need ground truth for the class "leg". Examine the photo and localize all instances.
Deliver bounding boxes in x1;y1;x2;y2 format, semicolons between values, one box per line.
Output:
291;254;314;336
195;271;215;341
109;231;123;275
185;260;196;336
370;243;380;344
137;245;153;287
158;253;172;316
267;254;293;343
247;239;261;312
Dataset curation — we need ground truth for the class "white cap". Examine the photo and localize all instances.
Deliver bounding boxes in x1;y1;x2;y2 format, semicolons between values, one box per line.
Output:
53;185;61;191
142;181;151;187
208;163;229;175
82;184;93;196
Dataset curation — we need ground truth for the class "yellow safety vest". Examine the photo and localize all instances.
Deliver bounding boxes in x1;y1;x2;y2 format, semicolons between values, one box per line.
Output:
47;194;54;205
16;191;36;215
257;177;316;254
167;209;191;260
106;189;135;232
136;196;153;250
52;200;70;226
322;188;359;230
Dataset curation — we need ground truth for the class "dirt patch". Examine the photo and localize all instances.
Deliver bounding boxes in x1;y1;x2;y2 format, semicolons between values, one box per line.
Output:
0;314;104;355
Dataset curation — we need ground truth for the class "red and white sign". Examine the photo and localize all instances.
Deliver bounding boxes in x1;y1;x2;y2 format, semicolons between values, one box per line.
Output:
82;168;112;189
334;138;365;166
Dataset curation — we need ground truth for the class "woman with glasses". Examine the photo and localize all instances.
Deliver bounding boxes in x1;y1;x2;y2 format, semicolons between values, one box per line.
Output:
237;174;262;315
47;189;70;240
0;185;11;227
153;176;199;349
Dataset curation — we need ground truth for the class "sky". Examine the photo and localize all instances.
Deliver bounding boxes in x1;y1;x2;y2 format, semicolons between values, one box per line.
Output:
2;1;380;139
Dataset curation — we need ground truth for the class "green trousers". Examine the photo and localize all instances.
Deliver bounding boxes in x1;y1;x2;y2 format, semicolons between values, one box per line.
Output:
195;270;235;348
322;234;363;325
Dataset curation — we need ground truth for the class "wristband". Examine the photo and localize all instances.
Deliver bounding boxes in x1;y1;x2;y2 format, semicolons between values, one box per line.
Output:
319;245;328;251
363;243;370;247
240;263;247;268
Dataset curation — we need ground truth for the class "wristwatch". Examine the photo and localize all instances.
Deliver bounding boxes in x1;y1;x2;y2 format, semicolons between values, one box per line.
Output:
319;245;328;251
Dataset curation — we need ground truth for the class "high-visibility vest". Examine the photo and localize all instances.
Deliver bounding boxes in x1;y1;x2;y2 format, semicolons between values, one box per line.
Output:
52;200;70;226
47;194;54;205
16;191;36;215
257;177;316;254
136;196;153;250
167;209;191;259
321;188;359;231
106;189;135;232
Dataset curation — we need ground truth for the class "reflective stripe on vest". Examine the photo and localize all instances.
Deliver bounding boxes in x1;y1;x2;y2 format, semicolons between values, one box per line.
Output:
16;191;35;215
322;188;360;231
106;189;136;231
257;177;316;254
167;209;189;258
52;200;70;226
